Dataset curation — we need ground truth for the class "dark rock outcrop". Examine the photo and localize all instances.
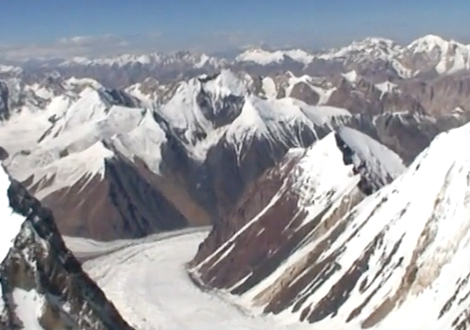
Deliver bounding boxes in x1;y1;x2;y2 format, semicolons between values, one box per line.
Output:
0;82;10;121
189;130;404;308
0;147;8;161
289;82;320;105
26;154;189;241
0;170;135;330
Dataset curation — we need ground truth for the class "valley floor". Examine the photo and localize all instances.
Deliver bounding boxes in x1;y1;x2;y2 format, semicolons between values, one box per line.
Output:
65;229;307;330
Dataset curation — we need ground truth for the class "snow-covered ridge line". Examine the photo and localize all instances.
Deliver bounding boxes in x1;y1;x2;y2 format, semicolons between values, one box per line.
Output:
58;51;225;68
188;127;405;319
191;121;470;330
6;34;467;70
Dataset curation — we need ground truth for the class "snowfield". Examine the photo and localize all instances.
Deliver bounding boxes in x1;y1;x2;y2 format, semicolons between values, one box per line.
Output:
66;229;310;330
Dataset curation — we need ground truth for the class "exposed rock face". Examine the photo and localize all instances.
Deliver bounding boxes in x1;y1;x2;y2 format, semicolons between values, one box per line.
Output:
0;82;9;121
289;82;320;105
0;166;135;330
189;129;405;297
344;112;443;164
326;77;426;115
202;122;319;220
3;61;470;242
400;72;470;116
0;147;8;161
26;154;189;241
190;122;470;330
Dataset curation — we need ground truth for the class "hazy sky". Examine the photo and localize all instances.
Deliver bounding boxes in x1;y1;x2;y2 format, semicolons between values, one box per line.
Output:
0;0;469;59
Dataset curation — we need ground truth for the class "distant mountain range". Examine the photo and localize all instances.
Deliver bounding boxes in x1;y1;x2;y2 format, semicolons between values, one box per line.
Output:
3;34;470;86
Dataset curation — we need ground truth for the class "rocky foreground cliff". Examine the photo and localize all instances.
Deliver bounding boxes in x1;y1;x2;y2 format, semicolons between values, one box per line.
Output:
0;165;134;330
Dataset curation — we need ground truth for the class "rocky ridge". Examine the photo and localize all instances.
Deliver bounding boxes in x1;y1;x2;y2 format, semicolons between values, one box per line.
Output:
0;165;135;329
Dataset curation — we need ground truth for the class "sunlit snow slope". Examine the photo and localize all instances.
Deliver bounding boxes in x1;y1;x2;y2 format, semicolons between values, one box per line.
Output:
190;121;470;330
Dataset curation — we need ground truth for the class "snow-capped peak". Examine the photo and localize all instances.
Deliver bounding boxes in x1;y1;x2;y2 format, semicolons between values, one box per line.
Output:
405;35;470;74
318;37;403;61
202;69;247;97
337;127;406;187
235;48;286;65
60;56;93;66
407;34;453;53
29;141;114;199
57;50;223;69
291;128;404;210
235;48;314;65
361;37;397;47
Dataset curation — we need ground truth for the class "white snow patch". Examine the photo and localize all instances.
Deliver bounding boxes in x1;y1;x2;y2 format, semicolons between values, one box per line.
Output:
375;81;398;97
284;49;315;64
112;110;167;174
0;65;22;74
342;70;358;83
262;77;278;99
203;70;247;98
236;49;286;65
338;126;406;181
29;141;114;199
12;288;47;330
236;48;314;65
65;77;103;90
289;133;362;227
46;95;74;119
0;166;25;263
310;85;337;105
284;74;336;104
0;111;52;155
27;83;55;100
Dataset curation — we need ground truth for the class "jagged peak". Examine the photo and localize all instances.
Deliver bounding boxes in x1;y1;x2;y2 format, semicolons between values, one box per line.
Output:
200;69;248;97
355;36;398;47
406;34;470;53
0;164;135;329
336;127;406;189
294;128;405;193
318;36;403;60
407;34;450;52
27;140;115;199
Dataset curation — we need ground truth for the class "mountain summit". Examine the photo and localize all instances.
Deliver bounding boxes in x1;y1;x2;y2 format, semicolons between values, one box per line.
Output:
190;121;470;330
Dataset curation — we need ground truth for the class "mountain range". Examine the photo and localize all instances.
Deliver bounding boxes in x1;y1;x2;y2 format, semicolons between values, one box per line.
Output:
2;33;470;329
3;34;470;86
189;120;470;330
